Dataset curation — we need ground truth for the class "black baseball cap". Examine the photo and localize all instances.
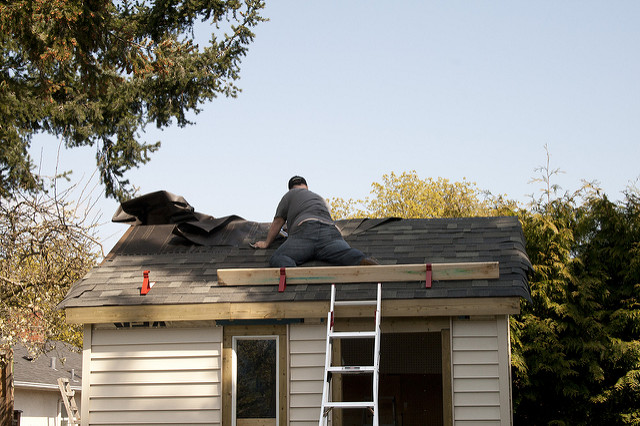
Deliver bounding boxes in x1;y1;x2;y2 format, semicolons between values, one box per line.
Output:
288;176;307;189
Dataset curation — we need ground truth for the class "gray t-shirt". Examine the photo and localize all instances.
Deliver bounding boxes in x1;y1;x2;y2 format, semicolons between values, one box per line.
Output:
275;188;334;234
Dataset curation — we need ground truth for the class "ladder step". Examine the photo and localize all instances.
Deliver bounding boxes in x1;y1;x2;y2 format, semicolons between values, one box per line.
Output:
327;366;375;373
334;300;377;307
324;401;375;409
329;331;376;339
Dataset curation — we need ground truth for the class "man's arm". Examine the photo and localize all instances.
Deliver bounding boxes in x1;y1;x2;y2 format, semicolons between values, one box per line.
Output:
253;217;286;249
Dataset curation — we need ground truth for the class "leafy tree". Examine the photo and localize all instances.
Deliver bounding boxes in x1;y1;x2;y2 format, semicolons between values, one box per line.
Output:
0;177;100;354
330;167;640;424
329;170;516;219
0;0;266;200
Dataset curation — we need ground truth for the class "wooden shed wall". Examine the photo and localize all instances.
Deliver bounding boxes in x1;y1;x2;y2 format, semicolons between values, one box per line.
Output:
79;316;514;425
82;326;223;425
451;316;512;426
289;324;325;426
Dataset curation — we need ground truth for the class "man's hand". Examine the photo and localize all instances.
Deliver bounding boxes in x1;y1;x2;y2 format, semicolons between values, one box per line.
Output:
252;241;269;249
252;217;285;250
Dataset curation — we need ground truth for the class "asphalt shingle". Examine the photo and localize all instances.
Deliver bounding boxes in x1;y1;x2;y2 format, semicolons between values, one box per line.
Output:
13;341;82;388
59;193;532;310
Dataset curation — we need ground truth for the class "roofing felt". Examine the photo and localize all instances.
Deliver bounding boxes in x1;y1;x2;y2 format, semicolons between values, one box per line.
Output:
12;341;82;390
59;191;532;310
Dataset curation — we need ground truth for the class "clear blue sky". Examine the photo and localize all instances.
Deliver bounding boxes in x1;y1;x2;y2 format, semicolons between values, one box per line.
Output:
31;1;640;253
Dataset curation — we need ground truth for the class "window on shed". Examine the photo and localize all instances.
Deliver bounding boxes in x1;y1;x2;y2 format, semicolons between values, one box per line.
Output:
235;338;277;419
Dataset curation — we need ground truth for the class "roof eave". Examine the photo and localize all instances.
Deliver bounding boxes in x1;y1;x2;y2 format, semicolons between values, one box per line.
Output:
14;381;81;392
64;296;522;324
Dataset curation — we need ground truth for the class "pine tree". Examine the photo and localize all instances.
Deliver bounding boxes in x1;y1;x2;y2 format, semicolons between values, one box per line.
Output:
0;0;266;200
573;189;640;424
512;186;640;425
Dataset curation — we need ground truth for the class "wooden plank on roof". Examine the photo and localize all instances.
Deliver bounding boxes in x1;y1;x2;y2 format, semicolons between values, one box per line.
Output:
216;262;499;286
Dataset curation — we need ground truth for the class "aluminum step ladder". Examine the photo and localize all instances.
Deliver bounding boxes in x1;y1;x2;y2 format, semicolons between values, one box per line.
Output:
57;377;81;425
319;282;382;426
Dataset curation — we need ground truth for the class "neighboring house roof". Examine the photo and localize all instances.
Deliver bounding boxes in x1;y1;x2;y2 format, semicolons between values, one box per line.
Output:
13;341;82;391
59;191;531;310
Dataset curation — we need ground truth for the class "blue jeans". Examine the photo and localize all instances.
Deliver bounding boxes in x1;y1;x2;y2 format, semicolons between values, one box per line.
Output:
269;221;365;267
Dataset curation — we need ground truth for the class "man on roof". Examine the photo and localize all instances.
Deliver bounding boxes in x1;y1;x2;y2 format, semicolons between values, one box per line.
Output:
253;176;378;267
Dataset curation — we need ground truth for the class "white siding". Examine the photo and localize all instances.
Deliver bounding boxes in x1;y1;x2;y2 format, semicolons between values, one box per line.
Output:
14;387;77;426
451;316;511;426
289;324;325;426
85;326;222;425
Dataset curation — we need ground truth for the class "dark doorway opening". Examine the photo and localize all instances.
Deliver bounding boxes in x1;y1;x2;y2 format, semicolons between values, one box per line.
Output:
340;332;443;426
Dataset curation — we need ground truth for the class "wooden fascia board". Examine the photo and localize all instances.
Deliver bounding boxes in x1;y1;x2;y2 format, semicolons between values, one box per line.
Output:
217;262;499;286
64;296;520;324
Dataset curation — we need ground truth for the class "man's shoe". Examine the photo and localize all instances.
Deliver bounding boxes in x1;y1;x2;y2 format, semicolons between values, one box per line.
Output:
360;257;380;265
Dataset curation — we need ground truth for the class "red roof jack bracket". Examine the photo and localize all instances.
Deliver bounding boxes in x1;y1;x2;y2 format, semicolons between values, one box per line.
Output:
278;267;287;292
141;270;156;295
425;263;433;289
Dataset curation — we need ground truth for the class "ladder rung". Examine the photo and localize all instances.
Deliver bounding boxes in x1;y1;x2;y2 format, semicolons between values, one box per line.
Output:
328;366;374;373
329;331;376;339
324;401;375;409
334;300;377;306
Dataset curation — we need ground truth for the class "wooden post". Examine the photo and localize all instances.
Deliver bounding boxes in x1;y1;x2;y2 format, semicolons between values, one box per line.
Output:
0;347;14;426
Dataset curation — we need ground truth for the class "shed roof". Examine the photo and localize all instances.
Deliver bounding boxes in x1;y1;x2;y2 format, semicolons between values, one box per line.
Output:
59;191;531;310
13;341;82;391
